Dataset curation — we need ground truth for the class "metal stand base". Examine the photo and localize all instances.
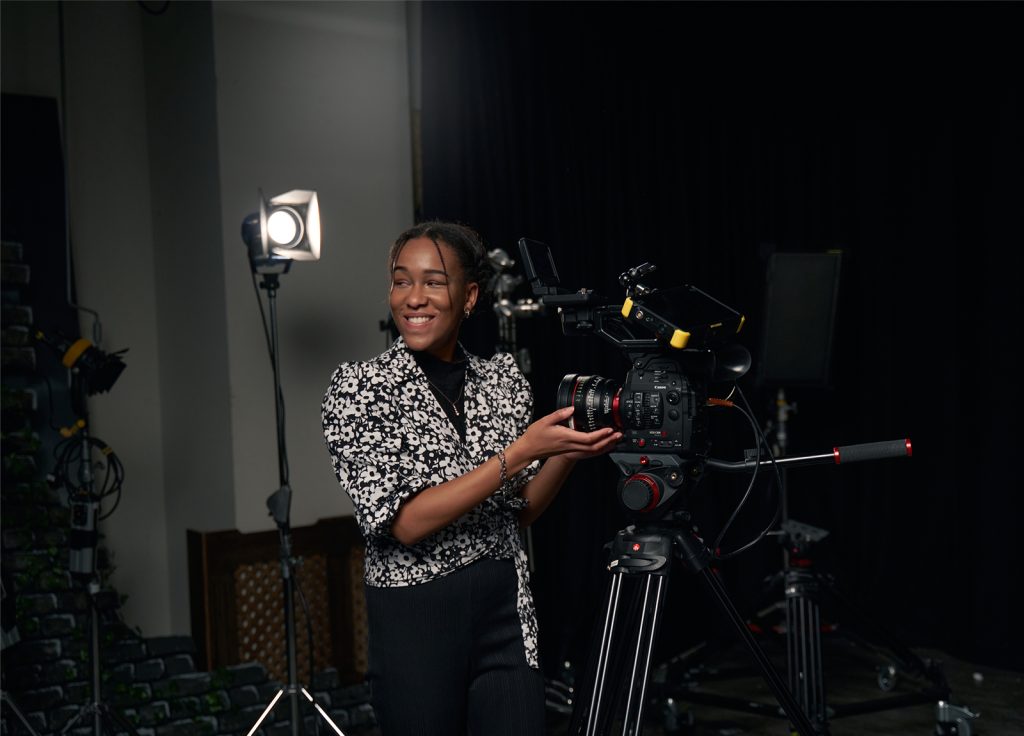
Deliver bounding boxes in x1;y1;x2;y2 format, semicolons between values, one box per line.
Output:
2;690;42;736
657;544;971;735
58;702;138;736
59;582;139;736
246;685;346;736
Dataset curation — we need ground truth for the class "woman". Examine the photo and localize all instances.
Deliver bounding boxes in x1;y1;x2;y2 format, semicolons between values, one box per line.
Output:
322;221;620;736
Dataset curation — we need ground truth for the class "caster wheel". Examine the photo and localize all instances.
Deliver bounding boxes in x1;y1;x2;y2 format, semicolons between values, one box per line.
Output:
877;663;898;691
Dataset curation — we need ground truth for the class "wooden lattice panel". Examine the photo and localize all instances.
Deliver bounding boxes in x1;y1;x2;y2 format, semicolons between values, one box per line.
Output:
188;517;366;684
234;554;333;683
348;546;369;676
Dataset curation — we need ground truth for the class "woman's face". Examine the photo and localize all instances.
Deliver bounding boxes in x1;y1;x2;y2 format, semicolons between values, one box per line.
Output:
389;236;478;361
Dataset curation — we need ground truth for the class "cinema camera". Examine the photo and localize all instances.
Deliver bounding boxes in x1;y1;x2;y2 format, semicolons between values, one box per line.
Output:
518;238;752;519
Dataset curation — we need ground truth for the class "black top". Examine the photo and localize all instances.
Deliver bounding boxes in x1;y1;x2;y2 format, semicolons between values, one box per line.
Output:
411;348;467;439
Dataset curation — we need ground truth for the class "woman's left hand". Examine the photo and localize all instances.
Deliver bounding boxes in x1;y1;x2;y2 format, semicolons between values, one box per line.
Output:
510;406;622;469
559;429;622;462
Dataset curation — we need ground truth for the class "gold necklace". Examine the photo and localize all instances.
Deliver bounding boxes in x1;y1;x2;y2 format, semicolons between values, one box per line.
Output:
426;377;465;416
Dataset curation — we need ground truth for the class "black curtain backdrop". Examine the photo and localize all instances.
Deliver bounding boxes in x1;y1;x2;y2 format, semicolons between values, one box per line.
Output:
419;2;1023;673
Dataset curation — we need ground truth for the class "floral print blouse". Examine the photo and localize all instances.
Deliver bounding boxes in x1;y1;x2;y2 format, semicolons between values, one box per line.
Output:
321;337;542;667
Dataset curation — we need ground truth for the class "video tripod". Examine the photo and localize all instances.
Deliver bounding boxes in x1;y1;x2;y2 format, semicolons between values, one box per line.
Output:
568;440;914;736
570;518;816;736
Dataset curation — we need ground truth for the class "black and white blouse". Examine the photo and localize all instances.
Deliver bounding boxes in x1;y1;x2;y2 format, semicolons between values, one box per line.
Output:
321;337;542;667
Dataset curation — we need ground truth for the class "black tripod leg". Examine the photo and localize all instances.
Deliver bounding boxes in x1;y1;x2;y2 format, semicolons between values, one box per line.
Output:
573;572;625;736
620;574;668;734
787;570;828;729
1;691;42;736
572;571;670;736
571;530;676;736
100;703;142;736
698;566;820;736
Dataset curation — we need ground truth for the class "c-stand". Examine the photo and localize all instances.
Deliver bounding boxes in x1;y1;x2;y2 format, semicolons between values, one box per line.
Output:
55;396;138;736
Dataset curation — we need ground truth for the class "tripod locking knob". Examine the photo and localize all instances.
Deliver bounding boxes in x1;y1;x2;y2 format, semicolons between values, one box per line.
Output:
621;473;661;512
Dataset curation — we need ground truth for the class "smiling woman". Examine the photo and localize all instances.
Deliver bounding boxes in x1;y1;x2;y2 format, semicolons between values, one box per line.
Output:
387;228;481;361
321;221;622;736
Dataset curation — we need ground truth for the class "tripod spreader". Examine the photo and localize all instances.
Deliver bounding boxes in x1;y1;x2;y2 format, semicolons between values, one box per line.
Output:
705;438;912;473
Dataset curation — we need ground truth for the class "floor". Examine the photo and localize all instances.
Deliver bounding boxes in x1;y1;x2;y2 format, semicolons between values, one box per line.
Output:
542;634;1023;736
342;629;1021;735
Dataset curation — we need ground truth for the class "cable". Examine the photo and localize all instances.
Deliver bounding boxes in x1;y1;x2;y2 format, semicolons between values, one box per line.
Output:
250;270;291;485
710;386;784;561
57;1;103;346
41;373;62;432
51;432;125;520
136;0;171;15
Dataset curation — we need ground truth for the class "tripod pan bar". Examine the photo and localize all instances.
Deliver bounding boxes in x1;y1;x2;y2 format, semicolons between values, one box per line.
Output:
705;439;912;473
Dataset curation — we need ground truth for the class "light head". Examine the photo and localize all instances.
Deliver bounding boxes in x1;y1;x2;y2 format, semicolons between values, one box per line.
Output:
241;189;321;273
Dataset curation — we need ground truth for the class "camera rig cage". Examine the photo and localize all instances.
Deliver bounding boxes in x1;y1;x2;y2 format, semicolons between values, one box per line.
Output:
518;237;754;518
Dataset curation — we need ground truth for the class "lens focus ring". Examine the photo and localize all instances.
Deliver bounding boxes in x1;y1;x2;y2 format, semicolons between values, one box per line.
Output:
556;374;622;432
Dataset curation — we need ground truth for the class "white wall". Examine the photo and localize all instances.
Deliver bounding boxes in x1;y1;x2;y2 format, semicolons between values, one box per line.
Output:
1;0;414;636
140;0;236;635
211;0;414;533
0;0;62;97
59;0;174;634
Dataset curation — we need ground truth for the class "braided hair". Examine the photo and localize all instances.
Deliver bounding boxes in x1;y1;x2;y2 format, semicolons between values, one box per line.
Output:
388;221;492;313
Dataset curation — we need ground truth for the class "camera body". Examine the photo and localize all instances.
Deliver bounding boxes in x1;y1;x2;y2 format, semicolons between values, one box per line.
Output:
560;355;710;516
519;238;748;518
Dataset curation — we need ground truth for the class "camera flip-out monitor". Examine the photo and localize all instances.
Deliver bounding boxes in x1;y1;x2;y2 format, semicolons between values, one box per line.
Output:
519;238;561;294
620;284;745;350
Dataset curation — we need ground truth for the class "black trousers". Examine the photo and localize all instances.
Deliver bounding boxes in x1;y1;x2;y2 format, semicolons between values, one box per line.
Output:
364;558;546;736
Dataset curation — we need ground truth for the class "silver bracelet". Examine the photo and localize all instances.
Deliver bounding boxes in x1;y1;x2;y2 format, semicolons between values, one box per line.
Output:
496;447;508;492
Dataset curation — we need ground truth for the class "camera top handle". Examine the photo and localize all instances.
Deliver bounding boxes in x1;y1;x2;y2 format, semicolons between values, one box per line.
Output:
517;237;749;375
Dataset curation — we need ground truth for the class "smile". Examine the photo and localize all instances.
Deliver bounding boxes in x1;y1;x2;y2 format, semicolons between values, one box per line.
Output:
405;315;434;325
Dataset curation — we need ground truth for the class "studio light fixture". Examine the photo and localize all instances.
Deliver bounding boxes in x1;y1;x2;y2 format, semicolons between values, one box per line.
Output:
241;188;321;272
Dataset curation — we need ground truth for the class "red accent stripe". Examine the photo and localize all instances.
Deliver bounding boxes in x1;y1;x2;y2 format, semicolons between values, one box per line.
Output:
833;447;841;464
905;439;913;457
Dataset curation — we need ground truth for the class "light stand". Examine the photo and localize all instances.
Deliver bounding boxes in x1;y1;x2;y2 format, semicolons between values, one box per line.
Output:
1;690;41;736
3;554;40;735
487;246;543;375
241;189;344;736
487;248;544;571
757;391;959;733
30;329;131;736
56;378;137;736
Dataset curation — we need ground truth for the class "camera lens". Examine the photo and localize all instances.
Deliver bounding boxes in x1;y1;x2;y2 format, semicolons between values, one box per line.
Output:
556;374;622;432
